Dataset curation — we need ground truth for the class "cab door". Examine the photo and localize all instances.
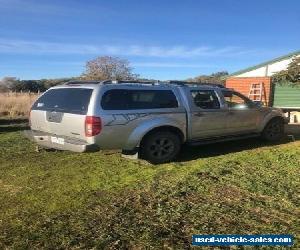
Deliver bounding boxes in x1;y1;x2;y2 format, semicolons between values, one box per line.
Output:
221;90;261;134
189;89;229;139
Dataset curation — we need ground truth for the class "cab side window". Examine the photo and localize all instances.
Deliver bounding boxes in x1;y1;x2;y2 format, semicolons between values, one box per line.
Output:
191;90;220;109
222;91;253;109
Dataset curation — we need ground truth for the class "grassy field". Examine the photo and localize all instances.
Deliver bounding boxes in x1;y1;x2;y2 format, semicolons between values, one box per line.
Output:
0;119;299;249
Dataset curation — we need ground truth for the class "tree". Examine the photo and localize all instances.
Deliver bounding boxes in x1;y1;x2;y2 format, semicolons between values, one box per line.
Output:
82;56;137;81
187;71;229;85
273;56;300;85
0;77;19;92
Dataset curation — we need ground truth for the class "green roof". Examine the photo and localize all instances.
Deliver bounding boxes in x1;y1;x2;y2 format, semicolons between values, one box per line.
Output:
230;50;300;77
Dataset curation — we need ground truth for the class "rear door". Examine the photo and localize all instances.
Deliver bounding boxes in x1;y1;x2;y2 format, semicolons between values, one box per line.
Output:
30;87;93;140
189;88;229;139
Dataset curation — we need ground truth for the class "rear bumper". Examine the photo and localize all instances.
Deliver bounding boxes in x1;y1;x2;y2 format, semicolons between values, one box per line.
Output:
23;130;99;152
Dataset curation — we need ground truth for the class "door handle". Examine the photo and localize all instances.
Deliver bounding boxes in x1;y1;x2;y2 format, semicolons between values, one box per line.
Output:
193;112;205;117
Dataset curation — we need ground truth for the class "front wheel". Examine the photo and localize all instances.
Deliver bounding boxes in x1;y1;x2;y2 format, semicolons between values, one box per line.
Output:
261;118;285;142
140;131;181;164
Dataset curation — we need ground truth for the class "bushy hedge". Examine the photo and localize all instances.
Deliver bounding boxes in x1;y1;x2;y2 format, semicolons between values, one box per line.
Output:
0;78;77;93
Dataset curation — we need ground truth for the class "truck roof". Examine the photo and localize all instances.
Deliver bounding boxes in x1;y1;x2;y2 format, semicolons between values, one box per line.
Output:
53;80;227;90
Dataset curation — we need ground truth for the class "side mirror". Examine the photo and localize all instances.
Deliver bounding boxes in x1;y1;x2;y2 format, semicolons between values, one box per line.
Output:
253;101;264;107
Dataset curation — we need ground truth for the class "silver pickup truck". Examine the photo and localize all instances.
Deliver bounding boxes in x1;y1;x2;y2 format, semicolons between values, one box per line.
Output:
25;80;288;164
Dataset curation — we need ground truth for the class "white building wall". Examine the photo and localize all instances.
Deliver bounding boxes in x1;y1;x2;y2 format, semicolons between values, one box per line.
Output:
237;67;267;77
235;55;299;77
267;59;292;76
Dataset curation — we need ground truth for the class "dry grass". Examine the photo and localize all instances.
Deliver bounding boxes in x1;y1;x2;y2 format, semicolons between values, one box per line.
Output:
0;92;39;117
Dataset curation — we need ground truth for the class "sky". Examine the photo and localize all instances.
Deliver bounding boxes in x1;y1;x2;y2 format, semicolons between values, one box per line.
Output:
0;0;299;80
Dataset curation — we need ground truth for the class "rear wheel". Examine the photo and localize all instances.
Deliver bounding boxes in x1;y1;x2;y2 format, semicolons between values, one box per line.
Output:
141;131;181;164
262;118;285;142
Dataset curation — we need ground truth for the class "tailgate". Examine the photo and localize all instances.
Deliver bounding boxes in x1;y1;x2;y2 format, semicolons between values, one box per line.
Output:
30;87;93;140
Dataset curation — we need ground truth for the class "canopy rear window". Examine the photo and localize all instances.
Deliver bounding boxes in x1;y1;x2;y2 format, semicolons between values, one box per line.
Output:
32;88;93;114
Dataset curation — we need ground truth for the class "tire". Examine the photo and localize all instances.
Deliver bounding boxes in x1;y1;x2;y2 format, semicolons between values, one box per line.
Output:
261;118;285;142
140;131;181;164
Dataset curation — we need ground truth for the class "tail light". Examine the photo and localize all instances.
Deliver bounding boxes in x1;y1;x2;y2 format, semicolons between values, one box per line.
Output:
85;116;102;137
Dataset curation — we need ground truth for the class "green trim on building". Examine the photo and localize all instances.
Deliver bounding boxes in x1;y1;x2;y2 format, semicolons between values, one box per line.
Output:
230;50;300;77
